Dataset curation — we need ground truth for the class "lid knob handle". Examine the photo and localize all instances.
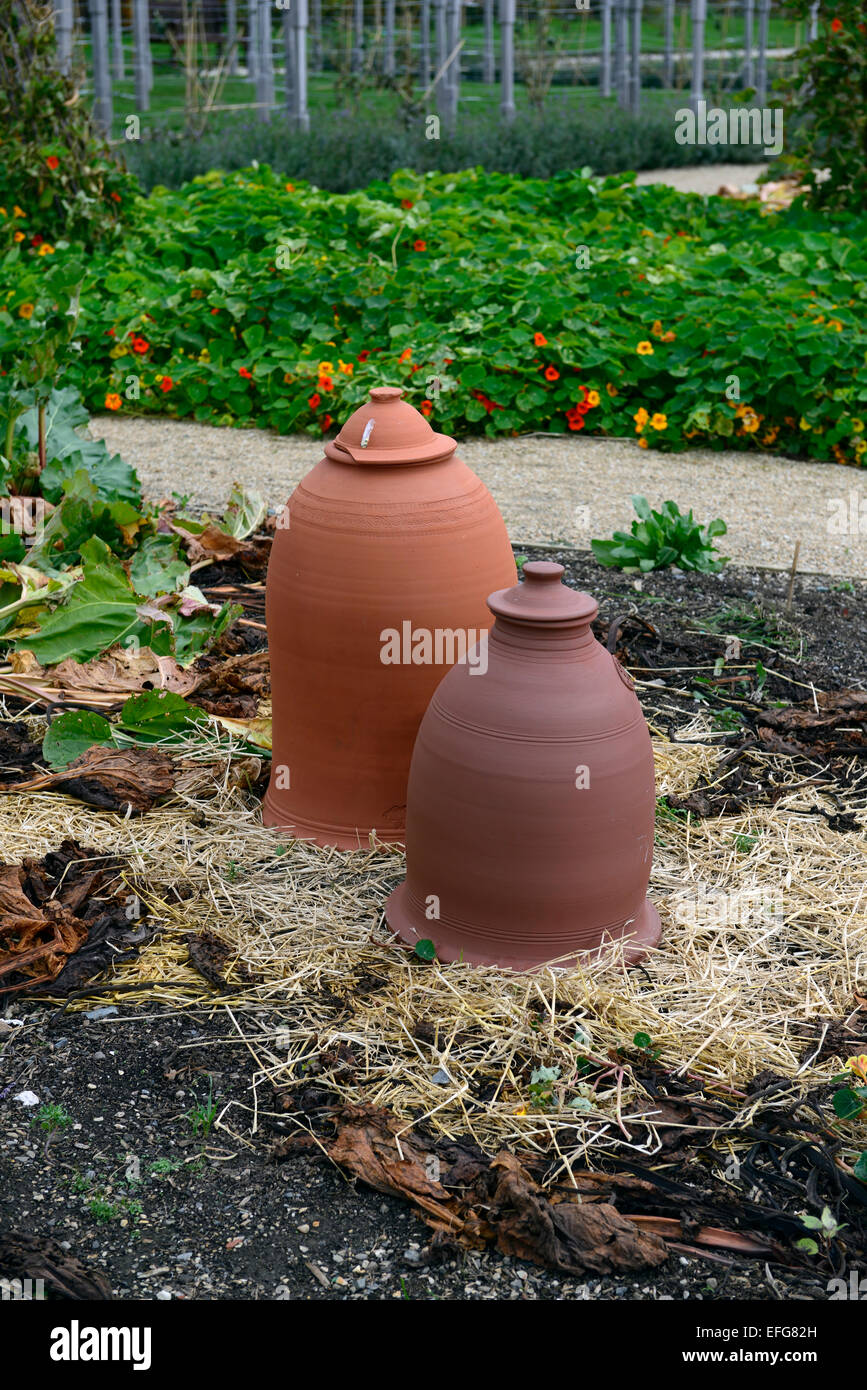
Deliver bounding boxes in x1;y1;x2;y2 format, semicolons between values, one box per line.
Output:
369;386;404;403
522;561;565;585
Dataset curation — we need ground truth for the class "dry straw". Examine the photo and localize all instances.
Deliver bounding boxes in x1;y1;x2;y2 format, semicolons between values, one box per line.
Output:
3;722;865;1181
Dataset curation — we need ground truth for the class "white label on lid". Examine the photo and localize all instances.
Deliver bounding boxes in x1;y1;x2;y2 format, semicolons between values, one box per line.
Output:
360;418;375;448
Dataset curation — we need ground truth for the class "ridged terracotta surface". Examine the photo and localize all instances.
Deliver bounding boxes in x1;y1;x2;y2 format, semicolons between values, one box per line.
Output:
387;562;660;969
263;387;517;848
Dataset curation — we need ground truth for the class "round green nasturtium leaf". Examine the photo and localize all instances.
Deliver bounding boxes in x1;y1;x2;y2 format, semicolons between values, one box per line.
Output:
414;939;437;962
42;709;114;770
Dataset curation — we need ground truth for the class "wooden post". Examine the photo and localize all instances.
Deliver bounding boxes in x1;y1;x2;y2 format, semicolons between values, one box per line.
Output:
663;0;674;87
384;0;396;76
311;0;323;71
755;0;771;103
420;0;431;85
614;0;629;109
690;0;706;111
248;0;259;81
257;0;273;121
353;0;364;72
90;0;113;134
133;0;149;110
499;0;515;121
284;4;296;114
629;0;642;112
226;0;238;76
446;0;460;122
55;0;74;74
483;0;495;83
289;0;310;130
743;0;754;88
600;0;612;98
433;0;448;113
111;0;124;79
144;0;153;92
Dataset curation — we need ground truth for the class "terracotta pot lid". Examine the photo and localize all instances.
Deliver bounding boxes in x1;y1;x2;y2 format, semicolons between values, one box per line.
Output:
488;561;598;625
325;386;457;465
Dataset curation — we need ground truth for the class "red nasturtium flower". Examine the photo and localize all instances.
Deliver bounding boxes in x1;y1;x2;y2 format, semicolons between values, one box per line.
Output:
160;376;173;393
321;414;333;431
110;191;121;202
831;16;843;30
308;393;321;409
131;335;149;354
318;376;333;391
413;239;426;252
357;350;370;362
533;332;547;347
238;366;253;379
567;415;585;431
401;199;414;210
420;400;433;416
45;155;59;171
31;234;43;246
544;366;560;382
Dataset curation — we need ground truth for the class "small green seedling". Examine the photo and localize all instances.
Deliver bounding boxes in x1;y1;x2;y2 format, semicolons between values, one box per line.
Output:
34;1103;72;1133
186;1083;218;1140
795;1206;846;1254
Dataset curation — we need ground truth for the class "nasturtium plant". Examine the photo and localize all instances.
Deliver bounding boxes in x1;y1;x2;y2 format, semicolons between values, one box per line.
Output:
1;164;864;465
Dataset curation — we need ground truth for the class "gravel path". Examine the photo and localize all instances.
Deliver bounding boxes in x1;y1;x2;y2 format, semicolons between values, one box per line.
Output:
635;162;769;195
91;416;867;577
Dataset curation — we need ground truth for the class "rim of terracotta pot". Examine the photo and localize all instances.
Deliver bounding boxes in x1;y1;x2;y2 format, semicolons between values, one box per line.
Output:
488;560;598;625
323;385;457;466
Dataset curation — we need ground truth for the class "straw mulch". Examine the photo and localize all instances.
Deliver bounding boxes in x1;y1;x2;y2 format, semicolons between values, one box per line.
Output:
4;720;866;1181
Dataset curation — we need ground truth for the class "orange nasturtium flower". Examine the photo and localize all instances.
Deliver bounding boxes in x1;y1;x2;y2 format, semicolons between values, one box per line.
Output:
638;436;649;448
831;17;843;32
420;400;433;417
544;366;560;382
18;302;34;319
633;407;649;431
845;1055;867;1082
317;361;334;375
606;382;618;397
13;206;25;218
13;231;25;243
104;393;122;411
398;348;412;362
650;413;667;431
38;243;55;256
533;332;547;347
45;155;60;171
651;320;663;337
586;389;600;407
637;341;654;356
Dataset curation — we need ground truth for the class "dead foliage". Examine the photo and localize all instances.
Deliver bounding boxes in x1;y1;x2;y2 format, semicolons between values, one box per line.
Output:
185;928;260;991
0;1232;112;1300
0;839;148;998
271;1102;669;1275
5;747;176;814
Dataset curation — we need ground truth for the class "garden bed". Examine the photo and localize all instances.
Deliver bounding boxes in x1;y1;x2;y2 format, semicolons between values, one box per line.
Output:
1;548;864;1300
